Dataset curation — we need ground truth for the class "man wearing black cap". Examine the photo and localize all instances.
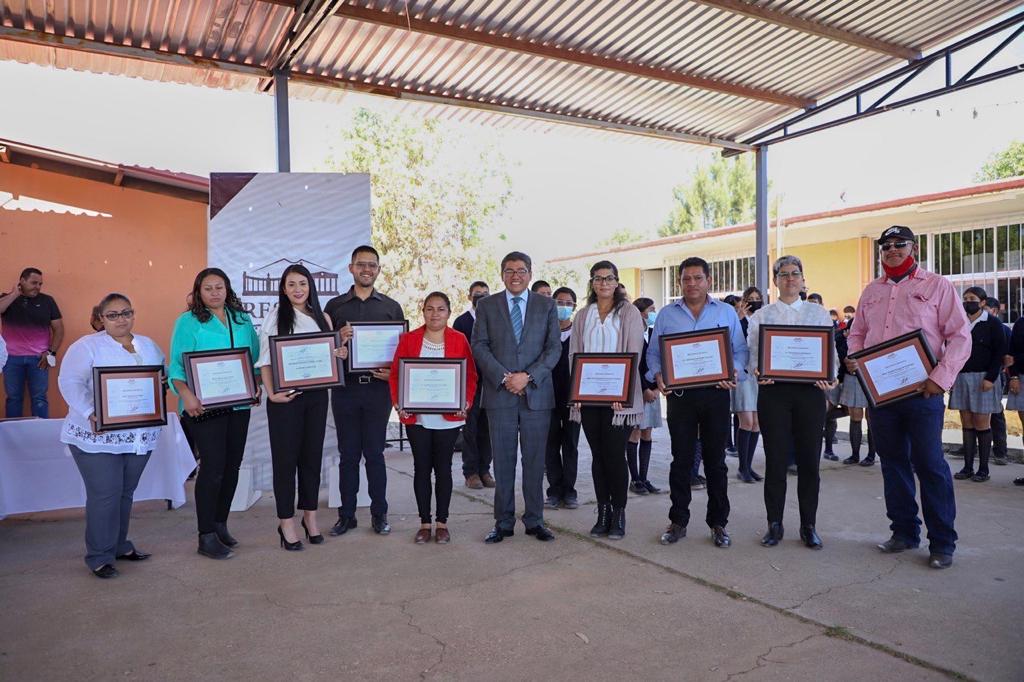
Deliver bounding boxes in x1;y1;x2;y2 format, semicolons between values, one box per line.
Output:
846;226;970;569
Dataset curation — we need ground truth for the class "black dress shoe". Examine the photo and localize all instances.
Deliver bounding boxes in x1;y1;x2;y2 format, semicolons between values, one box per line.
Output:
749;469;763;482
484;526;514;544
525;525;555;541
858;457;876;467
563;496;580;510
629;480;649;495
116;550;151;561
843;455;860;465
660;523;686;545
823;452;839;461
371;514;391;535
92;564;118;579
799;525;823;550
197;532;233;560
877;536;919;553
643;480;661;494
928;553;953;569
544;495;562;509
711;526;731;548
761;522;784;547
301;519;325;544
329;517;357;536
953;468;973;480
213;522;238;548
277;526;304;551
1014;477;1024;486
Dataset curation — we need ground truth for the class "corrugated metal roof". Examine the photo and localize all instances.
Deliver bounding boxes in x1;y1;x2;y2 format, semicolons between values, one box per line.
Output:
1;0;1021;146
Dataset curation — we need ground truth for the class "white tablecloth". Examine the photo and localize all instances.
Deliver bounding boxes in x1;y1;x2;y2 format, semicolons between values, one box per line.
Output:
0;414;196;518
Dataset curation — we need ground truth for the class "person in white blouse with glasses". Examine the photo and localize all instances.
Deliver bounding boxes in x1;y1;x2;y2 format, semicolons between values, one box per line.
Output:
747;256;838;551
58;293;165;579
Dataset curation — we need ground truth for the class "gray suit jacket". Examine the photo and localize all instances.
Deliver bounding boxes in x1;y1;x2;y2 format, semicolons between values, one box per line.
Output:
471;290;561;410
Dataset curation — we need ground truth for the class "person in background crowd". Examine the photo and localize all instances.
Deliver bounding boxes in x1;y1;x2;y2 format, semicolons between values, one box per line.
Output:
0;267;65;418
58;293;164;578
617;283;630;301
545;286;581;509
812;293;841;462
949;287;1006;483
723;294;740;458
823;304;850;462
840;305;855;331
733;286;763;483
169;268;261;560
627;297;662;495
531;281;553;298
90;306;104;332
807;293;823;306
391;292;478;545
838;308;875;466
453;281;494;489
1007;312;1024;486
983;296;1010;466
847;225;970;569
569;261;645;540
829;309;840;326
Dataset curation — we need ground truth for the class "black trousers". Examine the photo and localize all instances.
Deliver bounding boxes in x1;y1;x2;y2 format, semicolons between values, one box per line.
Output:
758;383;826;526
666;388;730;528
546;405;581;499
407;424;460;523
331;380;391;519
187;409;251;534
580;407;630;508
267;390;329;519
460;386;492;477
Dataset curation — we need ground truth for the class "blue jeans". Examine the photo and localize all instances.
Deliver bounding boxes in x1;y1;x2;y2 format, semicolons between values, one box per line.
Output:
868;394;957;556
3;355;49;418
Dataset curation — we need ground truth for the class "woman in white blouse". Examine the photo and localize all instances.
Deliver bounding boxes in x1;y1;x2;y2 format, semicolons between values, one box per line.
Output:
747;256;838;551
58;293;165;579
568;260;646;541
258;264;347;551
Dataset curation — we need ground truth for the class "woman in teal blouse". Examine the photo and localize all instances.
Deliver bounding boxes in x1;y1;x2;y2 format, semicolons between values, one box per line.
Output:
169;268;260;560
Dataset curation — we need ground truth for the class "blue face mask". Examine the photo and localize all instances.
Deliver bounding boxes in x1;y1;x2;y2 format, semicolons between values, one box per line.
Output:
646;311;657;327
557;305;574;321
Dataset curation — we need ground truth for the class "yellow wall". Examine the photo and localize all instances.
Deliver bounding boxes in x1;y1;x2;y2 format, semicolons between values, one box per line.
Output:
784;238;863;311
620;267;641;299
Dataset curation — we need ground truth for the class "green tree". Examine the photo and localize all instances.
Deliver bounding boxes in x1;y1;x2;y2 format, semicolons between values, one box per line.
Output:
325;109;512;319
659;154;758;236
597;227;651;248
975;140;1024;182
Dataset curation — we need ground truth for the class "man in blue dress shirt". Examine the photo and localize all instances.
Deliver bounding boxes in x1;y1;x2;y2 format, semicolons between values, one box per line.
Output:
647;257;749;548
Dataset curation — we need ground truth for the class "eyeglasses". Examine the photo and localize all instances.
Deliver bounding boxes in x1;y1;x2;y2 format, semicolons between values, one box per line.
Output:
591;275;619;284
776;271;803;279
880;240;912;251
502;268;530;277
102;310;135;321
353;261;380;271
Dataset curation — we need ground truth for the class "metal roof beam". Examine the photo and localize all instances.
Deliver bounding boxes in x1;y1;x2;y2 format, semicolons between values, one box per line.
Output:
322;2;814;109
693;0;920;61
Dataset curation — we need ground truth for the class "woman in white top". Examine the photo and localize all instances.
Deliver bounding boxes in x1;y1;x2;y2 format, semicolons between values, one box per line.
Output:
258;265;347;551
568;261;646;541
58;293;165;579
747;256;838;550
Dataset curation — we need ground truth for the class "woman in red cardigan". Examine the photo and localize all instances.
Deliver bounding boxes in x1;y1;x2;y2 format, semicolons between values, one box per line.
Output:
390;291;478;545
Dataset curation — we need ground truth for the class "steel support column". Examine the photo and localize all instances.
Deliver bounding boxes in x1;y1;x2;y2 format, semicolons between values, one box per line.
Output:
274;69;291;172
755;145;770;297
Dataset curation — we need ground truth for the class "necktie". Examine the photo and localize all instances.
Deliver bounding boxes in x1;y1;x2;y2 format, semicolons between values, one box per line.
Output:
511;296;523;343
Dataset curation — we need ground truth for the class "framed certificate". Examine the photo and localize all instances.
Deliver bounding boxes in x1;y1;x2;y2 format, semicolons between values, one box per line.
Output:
758;325;835;383
848;330;938;407
268;331;345;392
397;358;467;414
349;321;409;372
92;365;168;432
569;353;636;407
182;348;258;409
659;327;733;390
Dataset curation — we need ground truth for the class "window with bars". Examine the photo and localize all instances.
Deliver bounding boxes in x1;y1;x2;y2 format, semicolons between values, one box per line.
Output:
667;256;755;302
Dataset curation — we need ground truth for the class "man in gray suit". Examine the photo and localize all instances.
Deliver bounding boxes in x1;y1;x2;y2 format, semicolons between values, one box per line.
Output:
472;251;562;543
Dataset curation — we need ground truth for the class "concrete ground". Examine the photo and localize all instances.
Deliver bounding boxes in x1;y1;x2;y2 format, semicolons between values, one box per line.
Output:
2;430;1022;681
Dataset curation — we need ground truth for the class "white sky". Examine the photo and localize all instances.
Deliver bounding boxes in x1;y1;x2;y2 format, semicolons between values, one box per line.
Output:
1;24;1022;265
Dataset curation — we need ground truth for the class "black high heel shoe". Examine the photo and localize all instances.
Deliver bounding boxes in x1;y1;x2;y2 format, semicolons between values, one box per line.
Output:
301;519;324;545
277;526;304;551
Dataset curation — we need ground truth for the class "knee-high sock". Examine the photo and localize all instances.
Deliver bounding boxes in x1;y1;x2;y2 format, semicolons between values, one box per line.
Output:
962;428;977;472
747;431;760;473
626;440;640;482
736;429;751;474
976;429;992;475
823;418;837;454
638;439;653;481
850;420;863;459
866;426;875;458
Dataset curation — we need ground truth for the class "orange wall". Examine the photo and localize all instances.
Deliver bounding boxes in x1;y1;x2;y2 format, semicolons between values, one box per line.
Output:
1;163;207;418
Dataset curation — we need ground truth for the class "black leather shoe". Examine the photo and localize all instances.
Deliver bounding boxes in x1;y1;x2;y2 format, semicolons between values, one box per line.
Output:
877;536;919;553
590;504;611;537
799;525;823;550
607;507;625;540
329;517;357;536
761;522;784;547
197;532;233;560
843;455;859;465
629;480;648;495
711;526;731;548
823;452;839;461
371;514;391;535
301;519;325;544
484;526;514;544
92;564;118;579
858;457;876;467
213;522;238;548
971;472;990;482
525;525;555;541
544;495;562;509
660;523;686;545
749;469;763;482
563;496;580;510
953;468;974;480
116;550;151;561
278;526;304;552
737;468;754;483
643;480;661;494
928;553;953;569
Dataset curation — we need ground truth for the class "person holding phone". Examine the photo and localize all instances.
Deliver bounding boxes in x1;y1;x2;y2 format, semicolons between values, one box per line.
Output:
734;286;764;483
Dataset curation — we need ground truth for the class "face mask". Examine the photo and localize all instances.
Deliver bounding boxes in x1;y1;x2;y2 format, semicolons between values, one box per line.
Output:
747;300;763;312
557;305;574;321
646;311;657;327
844;314;852;321
963;301;980;315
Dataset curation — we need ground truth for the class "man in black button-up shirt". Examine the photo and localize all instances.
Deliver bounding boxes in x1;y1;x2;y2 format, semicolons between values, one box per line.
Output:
324;245;405;537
